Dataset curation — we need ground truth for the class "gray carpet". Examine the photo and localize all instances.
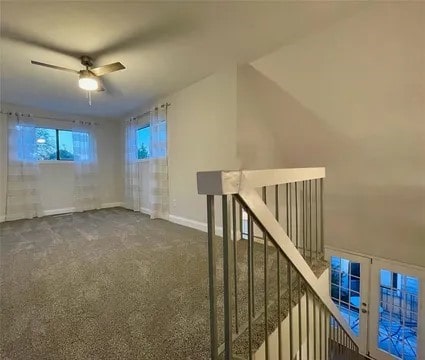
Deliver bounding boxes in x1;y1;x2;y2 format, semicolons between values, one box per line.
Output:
0;208;326;359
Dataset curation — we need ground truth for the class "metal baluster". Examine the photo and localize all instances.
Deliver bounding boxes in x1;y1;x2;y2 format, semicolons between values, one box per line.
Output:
344;330;348;347
287;262;294;360
348;334;352;360
319;303;323;359
288;183;292;242
344;333;348;358
264;234;269;360
335;323;338;354
250;214;255;318
222;195;233;360
339;323;342;355
313;293;317;360
247;213;253;360
335;319;338;355
306;288;310;360
239;201;244;240
298;272;302;359
324;310;328;360
320;178;324;258
302;181;306;259
262;187;269;360
345;332;352;355
286;183;289;235
232;197;239;334
315;179;318;260
275;185;282;360
275;185;279;221
336;320;340;354
206;195;218;360
309;180;312;262
339;325;342;354
262;187;267;242
295;182;299;250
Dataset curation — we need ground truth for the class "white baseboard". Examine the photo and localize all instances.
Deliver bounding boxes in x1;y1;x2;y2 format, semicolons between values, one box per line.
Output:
43;207;75;216
43;202;124;217
2;206;240;242
101;202;124;209
168;214;244;239
169;214;212;233
140;207;152;215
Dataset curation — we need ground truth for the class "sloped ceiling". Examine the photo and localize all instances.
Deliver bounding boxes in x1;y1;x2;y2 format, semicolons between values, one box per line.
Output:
0;1;365;118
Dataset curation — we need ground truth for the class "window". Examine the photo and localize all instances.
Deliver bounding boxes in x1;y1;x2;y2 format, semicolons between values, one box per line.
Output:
35;128;74;161
136;121;167;160
137;125;151;160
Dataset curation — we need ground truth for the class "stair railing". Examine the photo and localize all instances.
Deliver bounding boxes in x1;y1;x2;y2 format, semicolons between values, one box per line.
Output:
197;168;359;360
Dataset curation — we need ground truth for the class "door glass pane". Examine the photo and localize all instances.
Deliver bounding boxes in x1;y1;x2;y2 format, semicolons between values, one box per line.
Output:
378;269;419;360
241;209;248;239
330;256;361;335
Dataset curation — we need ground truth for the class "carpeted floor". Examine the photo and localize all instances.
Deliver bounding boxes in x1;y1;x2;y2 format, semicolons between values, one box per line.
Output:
1;208;216;359
0;207;326;359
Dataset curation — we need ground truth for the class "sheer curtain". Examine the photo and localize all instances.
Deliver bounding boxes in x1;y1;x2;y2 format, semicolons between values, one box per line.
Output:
124;108;168;218
124;117;142;210
72;121;100;211
149;106;169;220
5;113;41;221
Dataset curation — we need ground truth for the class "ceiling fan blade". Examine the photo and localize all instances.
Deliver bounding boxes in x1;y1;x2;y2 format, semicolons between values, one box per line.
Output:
91;19;195;59
2;27;82;59
31;60;79;74
90;62;125;77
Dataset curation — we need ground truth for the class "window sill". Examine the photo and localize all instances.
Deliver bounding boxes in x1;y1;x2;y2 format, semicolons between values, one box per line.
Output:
38;160;74;165
137;158;151;163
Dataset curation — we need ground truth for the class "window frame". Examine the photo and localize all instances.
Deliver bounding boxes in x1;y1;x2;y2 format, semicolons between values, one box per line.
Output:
57;129;74;161
35;127;75;162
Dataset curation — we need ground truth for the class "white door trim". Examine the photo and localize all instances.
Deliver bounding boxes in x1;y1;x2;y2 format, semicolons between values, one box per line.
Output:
325;248;371;355
325;245;425;273
368;258;424;360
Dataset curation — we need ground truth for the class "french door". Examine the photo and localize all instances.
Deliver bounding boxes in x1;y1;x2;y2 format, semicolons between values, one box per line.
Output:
368;259;424;360
327;248;424;360
327;249;371;354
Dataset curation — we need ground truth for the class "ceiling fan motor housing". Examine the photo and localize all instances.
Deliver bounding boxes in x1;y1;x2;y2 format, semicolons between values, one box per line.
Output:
81;55;94;68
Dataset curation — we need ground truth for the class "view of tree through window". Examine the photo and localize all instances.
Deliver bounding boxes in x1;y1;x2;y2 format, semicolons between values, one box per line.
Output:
35;128;74;160
137;126;151;159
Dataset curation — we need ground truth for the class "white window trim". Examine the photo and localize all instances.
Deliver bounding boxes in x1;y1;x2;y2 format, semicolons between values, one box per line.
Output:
38;160;74;165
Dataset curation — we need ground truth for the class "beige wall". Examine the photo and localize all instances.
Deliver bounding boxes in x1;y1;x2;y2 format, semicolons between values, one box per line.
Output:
125;66;239;226
165;66;239;224
0;103;123;218
238;2;425;267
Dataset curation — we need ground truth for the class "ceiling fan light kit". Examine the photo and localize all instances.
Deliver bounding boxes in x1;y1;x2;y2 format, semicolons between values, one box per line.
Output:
30;55;125;105
79;70;99;91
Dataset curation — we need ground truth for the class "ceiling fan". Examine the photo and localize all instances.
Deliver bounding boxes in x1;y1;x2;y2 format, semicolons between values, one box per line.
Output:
31;55;125;93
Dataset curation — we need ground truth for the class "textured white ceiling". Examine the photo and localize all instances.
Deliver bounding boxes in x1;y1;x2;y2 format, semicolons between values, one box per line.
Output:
0;1;366;118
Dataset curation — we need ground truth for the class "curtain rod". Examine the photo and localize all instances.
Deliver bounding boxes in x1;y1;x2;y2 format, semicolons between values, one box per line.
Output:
132;102;171;120
0;111;100;125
